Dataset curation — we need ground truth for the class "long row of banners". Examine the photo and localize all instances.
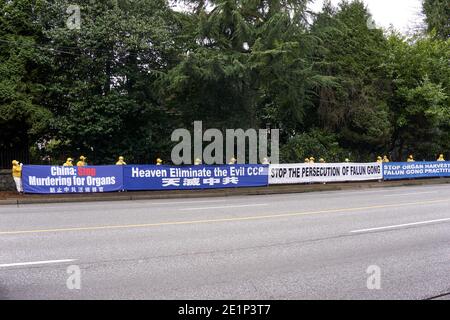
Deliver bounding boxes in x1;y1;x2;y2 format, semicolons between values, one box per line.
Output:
22;161;450;193
22;165;268;194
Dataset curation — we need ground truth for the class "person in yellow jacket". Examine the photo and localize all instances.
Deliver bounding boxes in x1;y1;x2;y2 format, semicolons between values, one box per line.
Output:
319;158;326;163
12;160;23;193
194;158;202;165
76;155;87;166
116;156;126;165
383;155;390;163
437;154;445;161
304;158;310;163
228;157;236;165
407;154;415;162
63;158;73;166
309;157;315;164
156;158;163;165
376;156;382;163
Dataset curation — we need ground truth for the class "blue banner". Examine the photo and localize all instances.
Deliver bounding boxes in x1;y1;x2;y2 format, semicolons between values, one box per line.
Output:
123;165;269;191
383;161;450;180
22;165;124;194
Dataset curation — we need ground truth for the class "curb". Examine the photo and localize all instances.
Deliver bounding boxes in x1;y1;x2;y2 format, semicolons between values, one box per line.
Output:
1;178;449;206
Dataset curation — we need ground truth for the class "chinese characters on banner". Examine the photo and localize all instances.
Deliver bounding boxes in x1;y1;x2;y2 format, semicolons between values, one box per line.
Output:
123;165;269;190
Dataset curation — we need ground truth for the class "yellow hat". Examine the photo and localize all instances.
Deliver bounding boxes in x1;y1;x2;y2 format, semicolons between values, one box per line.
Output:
80;155;86;160
67;158;73;162
156;158;162;163
12;160;18;165
119;156;124;160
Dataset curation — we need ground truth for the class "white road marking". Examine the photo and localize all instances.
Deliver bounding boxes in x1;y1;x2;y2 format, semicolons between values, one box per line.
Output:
383;191;437;197
0;259;76;268
179;203;269;211
147;199;227;205
350;218;450;233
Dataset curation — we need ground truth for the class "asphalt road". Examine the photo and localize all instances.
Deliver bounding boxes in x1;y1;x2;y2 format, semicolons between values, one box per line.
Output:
0;184;449;300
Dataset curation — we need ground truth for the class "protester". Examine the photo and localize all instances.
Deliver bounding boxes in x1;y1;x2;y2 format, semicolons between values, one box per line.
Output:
228;157;236;165
156;158;163;165
262;157;270;164
309;157;315;164
194;158;202;165
319;158;326;163
11;160;23;193
383;155;390;163
407;154;415;162
376;156;382;163
76;155;87;166
437;154;445;161
304;158;310;163
63;158;73;166
116;156;126;165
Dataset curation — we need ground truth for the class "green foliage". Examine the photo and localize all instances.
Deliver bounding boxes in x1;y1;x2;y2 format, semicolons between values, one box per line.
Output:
0;0;448;165
0;0;52;149
280;129;347;163
309;0;392;159
423;0;450;40
386;33;450;160
38;0;180;163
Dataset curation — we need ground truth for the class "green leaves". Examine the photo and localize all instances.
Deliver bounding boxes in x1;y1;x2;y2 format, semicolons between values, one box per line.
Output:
0;0;448;164
423;0;450;40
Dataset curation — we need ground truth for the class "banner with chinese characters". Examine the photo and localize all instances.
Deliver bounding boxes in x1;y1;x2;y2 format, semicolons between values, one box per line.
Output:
123;165;269;191
269;162;382;184
383;161;450;180
22;165;124;194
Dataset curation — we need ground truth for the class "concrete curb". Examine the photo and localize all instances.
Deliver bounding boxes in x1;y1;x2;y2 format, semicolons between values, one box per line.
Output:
1;178;449;206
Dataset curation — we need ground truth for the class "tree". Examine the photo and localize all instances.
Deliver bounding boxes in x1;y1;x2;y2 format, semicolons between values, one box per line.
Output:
423;0;450;39
38;0;182;163
0;0;52;154
163;0;328;147
386;33;450;160
309;0;392;160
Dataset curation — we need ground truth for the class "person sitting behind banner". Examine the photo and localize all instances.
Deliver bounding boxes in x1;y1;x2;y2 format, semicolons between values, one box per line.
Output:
77;155;87;166
11;160;23;193
228;157;237;165
344;158;350;163
156;158;163;165
304;158;310;163
63;158;73;166
194;158;202;165
407;154;415;162
116;156;126;165
262;157;270;165
309;157;315;164
376;156;382;163
437;154;445;161
383;155;390;163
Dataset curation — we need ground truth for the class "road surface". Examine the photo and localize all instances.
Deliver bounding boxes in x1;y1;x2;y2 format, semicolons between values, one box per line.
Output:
0;184;449;299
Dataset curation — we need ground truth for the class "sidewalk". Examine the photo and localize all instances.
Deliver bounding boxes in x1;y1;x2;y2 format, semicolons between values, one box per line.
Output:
1;177;449;206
